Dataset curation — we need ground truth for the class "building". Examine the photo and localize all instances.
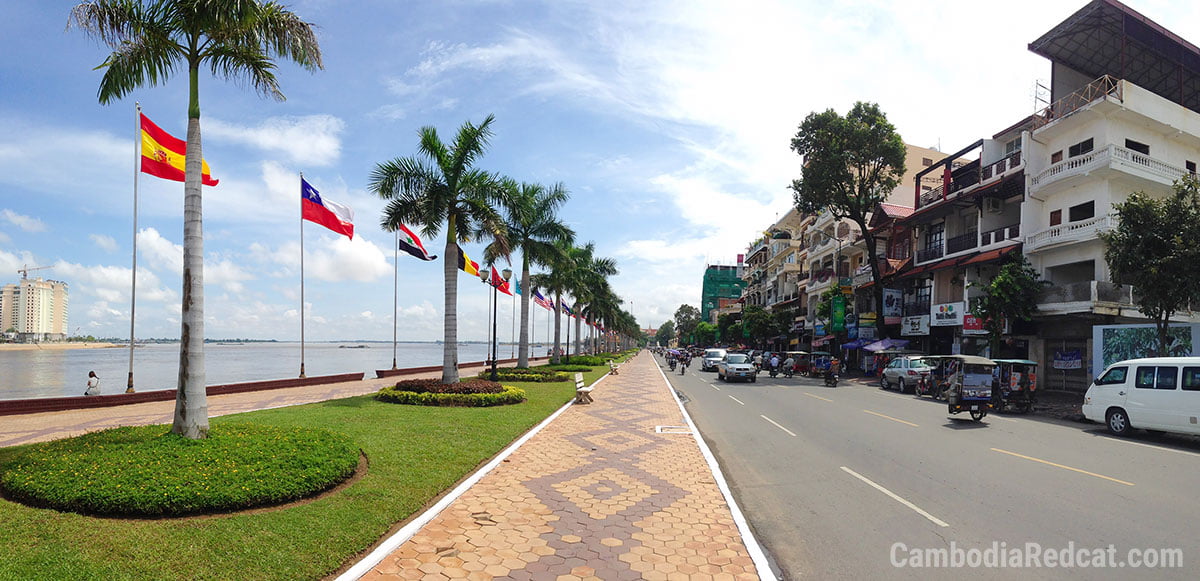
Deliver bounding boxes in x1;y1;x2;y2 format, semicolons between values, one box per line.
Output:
700;264;746;324
0;277;70;342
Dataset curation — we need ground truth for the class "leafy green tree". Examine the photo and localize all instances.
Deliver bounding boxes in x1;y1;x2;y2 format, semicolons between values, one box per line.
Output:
969;254;1045;355
1100;176;1200;356
673;305;702;346
71;0;323;439
694;322;718;346
655;320;675;346
741;306;782;346
371;116;509;384
790;102;906;325
717;312;739;344
486;181;574;368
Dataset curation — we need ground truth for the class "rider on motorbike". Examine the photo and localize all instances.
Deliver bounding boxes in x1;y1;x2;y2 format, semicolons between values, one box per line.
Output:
824;357;841;386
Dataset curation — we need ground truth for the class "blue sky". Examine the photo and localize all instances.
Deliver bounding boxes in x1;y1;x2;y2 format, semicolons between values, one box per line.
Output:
3;0;1198;342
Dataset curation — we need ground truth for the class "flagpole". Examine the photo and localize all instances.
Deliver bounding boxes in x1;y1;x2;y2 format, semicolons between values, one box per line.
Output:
510;289;516;359
127;103;141;393
299;172;306;378
392;229;399;369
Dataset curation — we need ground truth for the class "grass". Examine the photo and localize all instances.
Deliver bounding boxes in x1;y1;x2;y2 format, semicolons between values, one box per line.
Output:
0;367;606;580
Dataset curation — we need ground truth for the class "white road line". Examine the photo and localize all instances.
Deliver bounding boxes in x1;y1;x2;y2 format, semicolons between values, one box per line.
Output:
728;395;745;406
840;466;949;528
803;393;832;403
760;415;797;437
711;384;721;391
1103;437;1200;458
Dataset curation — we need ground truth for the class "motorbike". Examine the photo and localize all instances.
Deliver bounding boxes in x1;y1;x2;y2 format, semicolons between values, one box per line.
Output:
823;371;839;387
782;365;794;378
768;364;779;378
668;358;677;372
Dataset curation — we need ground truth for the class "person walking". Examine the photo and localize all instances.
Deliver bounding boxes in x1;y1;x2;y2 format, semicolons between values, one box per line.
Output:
84;371;101;396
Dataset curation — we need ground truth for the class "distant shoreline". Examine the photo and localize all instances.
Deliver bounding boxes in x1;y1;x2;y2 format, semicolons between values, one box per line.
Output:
0;343;120;352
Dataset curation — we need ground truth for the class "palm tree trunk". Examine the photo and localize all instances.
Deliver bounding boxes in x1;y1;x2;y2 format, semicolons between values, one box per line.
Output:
552;292;562;364
442;220;460;383
517;258;531;368
172;97;209;439
573;303;583;356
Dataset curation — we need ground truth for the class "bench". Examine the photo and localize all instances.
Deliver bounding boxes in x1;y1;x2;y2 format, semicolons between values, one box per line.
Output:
575;372;593;404
608;360;620;375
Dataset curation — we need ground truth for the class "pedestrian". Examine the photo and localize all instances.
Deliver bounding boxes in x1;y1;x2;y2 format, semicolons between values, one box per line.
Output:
84;371;100;396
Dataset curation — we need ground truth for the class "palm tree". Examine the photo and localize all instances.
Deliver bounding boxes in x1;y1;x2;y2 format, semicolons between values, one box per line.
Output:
531;263;570;365
370;115;508;384
70;0;322;439
566;244;617;357
484;181;573;369
582;284;620;353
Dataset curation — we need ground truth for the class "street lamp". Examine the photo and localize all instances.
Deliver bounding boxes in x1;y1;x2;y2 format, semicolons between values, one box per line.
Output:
479;265;513;381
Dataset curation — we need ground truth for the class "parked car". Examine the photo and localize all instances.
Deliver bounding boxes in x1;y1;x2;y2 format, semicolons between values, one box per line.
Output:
700;348;727;372
1083;357;1200;436
717;353;757;383
881;355;935;393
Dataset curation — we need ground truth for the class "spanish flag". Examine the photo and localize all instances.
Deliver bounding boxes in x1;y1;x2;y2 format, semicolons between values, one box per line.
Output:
457;246;480;276
140;113;219;186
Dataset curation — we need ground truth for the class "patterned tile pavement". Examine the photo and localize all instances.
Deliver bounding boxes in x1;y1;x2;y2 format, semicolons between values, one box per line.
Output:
358;352;763;581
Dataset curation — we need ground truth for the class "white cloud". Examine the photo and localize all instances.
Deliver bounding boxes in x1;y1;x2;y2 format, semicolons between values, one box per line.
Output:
90;234;119;252
2;209;47;232
203;115;345;167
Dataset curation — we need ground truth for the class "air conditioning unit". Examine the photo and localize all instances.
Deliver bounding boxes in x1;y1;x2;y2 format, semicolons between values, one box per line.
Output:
984;197;1003;214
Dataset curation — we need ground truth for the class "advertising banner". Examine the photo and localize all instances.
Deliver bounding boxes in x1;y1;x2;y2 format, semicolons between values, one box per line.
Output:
1053;349;1082;369
901;315;930;336
931;302;964;327
832;295;846;332
963;314;988;335
883;289;903;324
858;312;877;328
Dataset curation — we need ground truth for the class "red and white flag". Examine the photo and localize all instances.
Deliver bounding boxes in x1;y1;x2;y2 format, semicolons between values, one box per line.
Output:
301;177;354;239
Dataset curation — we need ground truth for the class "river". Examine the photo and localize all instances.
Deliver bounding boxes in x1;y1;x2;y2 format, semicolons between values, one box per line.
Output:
0;342;542;401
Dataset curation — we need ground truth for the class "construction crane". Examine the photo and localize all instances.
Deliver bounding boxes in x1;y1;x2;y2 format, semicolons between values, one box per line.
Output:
17;264;52;279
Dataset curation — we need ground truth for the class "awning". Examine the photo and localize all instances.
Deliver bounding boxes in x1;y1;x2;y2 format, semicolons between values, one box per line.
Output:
842;339;868;349
863;338;910;352
961;244;1021;266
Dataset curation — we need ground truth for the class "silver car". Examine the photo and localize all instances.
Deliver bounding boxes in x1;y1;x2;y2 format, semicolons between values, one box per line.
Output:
881;355;934;393
717;353;757;383
701;348;727;371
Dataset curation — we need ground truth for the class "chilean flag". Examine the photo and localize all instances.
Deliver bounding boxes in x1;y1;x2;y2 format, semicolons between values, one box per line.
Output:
301;177;354;239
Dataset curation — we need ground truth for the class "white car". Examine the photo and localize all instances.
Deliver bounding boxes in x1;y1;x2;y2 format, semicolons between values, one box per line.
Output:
881;355;934;393
717;353;757;383
701;348;727;372
1083;357;1200;436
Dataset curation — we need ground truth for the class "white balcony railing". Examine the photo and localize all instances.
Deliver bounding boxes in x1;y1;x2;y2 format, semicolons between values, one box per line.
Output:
1025;214;1116;252
1031;144;1188;189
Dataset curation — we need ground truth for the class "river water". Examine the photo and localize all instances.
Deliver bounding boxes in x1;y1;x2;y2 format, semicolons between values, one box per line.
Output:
0;342;539;401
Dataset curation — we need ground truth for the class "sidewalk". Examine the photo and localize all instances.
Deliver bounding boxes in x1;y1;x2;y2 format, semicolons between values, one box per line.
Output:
355;352;765;581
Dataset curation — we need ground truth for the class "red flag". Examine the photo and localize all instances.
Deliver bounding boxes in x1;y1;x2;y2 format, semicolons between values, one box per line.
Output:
301;177;354;239
491;268;513;296
140;113;219;186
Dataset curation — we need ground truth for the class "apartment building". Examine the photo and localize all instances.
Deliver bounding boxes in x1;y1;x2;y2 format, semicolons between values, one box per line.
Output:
0;277;70;342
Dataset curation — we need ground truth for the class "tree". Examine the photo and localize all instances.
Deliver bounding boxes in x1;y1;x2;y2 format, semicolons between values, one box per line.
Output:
566;245;617;357
371;115;509;384
486;181;573;368
717;312;739;344
740;305;782;346
673;305;701;346
694;321;718;346
969;254;1045;356
71;0;323;439
1100;176;1200;356
790;102;906;327
655;320;675;346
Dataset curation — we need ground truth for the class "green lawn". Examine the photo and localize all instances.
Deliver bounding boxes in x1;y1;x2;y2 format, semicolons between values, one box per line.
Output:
0;368;603;580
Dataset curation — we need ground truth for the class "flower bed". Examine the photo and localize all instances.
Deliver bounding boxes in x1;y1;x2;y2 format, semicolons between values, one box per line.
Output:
375;378;526;407
475;368;569;382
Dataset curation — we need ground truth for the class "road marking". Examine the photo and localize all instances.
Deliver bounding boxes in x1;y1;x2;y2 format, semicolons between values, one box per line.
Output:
840;466;949;528
711;384;721;391
728;395;745;406
863;409;919;427
804;393;833;403
760;415;797;437
990;448;1134;486
1103;437;1200;457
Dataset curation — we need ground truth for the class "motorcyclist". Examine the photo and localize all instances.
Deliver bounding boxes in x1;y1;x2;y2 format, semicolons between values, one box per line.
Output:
824;357;841;385
679;352;691;374
769;353;781;377
782;355;795;377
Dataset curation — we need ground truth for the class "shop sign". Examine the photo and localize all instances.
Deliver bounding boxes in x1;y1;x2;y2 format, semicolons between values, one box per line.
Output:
931;302;964;326
883;289;903;324
1053;349;1082;369
858;312;877;328
901;315;930;336
859;327;878;341
963;314;988;335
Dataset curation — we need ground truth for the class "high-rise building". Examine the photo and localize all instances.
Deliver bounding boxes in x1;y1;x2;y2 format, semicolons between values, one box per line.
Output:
701;265;746;322
0;277;69;341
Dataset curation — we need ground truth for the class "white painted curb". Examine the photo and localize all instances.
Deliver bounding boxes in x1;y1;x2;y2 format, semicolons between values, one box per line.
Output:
336;373;610;580
656;359;779;580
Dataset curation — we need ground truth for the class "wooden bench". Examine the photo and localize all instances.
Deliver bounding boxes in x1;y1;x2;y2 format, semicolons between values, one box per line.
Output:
574;372;593;404
608;360;620;375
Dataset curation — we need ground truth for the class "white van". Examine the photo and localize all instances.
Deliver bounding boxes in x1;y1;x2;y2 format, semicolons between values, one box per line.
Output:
1082;357;1200;436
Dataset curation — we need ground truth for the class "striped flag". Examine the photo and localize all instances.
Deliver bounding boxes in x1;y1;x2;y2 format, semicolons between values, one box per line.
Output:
457;247;480;276
560;299;574;317
397;223;436;261
533;291;553;311
140;113;219;186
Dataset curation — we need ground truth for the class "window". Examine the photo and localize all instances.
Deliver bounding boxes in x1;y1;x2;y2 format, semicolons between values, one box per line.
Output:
1050;210;1062;226
1182;367;1200;391
1051;151;1063;164
1005;138;1022;154
1157;367;1179;389
1068;138;1093;158
1187;161;1196;175
1125;139;1149;155
925;222;944;249
1068;201;1095;222
923;158;933;166
1135;366;1179;389
1135;366;1156;389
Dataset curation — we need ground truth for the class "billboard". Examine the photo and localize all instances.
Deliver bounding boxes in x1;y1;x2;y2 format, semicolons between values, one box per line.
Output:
1091;323;1200;377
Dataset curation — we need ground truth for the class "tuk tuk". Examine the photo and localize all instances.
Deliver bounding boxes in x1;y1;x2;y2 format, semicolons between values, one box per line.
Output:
783;351;809;377
943;355;997;421
914;355;952;399
991;359;1038;413
806;351;833;377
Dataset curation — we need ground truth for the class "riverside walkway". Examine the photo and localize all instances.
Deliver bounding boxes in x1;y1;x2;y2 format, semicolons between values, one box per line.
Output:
354;351;767;580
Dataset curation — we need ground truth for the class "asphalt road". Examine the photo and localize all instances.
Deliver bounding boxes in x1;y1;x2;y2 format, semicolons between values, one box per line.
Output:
660;355;1200;580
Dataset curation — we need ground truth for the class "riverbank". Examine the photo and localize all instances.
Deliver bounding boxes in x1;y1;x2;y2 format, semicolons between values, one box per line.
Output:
0;342;119;352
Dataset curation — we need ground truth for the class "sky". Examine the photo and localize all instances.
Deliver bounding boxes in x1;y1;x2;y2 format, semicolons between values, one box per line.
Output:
3;0;1200;343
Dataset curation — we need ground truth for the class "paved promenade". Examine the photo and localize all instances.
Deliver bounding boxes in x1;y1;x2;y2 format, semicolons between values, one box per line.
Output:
357;352;764;581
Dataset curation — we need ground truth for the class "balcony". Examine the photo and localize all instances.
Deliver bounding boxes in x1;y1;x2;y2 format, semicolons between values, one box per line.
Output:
980;223;1020;246
946;232;979;255
916;245;943;263
1032;75;1121;130
1031;144;1187;191
980;150;1022;181
1025;214;1116;252
1036;280;1143;317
